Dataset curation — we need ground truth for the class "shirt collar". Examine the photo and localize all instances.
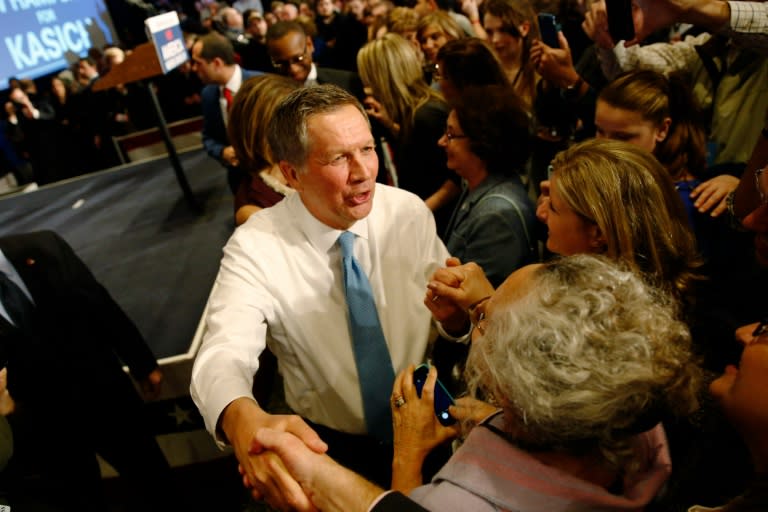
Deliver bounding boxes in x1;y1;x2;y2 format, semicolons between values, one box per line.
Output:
286;188;370;254
305;63;318;86
464;174;520;205
223;64;243;94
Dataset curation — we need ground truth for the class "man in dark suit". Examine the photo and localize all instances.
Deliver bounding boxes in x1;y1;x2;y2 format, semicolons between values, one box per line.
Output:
0;230;172;511
6;85;59;184
266;20;364;98
191;31;263;194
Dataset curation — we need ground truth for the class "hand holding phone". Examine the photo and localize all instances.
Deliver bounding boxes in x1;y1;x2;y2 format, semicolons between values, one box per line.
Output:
606;0;635;43
413;363;457;426
538;12;561;48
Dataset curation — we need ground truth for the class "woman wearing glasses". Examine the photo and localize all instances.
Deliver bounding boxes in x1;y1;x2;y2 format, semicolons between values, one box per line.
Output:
357;33;459;237
438;85;536;288
426;139;702;331
391;255;701;509
248;255;702;512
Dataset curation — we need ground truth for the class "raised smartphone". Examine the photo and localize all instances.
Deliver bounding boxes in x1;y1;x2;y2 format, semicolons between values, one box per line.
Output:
537;12;561;48
413;363;457;426
606;0;635;43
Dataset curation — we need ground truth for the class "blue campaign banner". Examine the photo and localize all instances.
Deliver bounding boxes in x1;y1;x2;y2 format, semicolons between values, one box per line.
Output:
0;0;117;90
144;11;186;74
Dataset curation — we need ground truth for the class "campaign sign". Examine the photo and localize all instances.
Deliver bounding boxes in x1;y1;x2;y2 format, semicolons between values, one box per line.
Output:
144;10;186;75
0;0;117;90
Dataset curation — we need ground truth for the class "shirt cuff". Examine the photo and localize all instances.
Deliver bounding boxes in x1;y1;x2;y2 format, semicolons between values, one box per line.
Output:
366;490;394;512
728;1;759;33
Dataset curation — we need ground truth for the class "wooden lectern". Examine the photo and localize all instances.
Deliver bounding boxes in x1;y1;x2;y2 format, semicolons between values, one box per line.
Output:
93;42;202;213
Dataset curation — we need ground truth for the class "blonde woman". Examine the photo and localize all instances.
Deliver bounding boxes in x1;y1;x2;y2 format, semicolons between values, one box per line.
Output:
416;11;464;67
426;139;703;330
357;32;459;235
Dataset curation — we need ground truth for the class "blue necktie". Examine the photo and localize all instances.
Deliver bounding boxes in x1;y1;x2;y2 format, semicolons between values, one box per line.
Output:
338;231;395;442
0;271;35;332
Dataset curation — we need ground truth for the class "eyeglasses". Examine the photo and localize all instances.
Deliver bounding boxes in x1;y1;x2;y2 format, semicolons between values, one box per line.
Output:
755;166;768;206
271;44;308;70
468;296;491;337
444;128;468;141
753;317;768;338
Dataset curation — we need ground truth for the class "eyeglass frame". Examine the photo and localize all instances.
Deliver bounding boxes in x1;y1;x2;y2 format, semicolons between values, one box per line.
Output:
443;127;468;141
270;43;309;70
752;317;768;338
468;295;491;337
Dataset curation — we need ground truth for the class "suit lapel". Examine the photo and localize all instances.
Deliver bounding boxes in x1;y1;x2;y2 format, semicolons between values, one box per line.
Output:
0;236;47;311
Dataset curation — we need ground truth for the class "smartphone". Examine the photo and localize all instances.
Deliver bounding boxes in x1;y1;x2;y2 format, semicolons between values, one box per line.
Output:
537;13;561;48
606;0;635;43
413;363;457;426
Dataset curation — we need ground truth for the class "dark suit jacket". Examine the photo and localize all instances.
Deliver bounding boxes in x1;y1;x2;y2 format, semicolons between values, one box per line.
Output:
0;231;167;504
316;66;364;101
0;231;157;390
201;67;263;167
372;492;428;512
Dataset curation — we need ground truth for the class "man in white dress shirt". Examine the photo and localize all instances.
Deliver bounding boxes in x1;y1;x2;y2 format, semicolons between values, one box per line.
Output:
190;84;450;507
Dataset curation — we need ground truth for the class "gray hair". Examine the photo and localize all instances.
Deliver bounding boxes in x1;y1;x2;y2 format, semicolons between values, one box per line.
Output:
466;254;701;470
267;84;369;171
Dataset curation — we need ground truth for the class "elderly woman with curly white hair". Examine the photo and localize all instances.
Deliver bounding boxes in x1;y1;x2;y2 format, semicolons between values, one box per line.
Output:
246;254;702;512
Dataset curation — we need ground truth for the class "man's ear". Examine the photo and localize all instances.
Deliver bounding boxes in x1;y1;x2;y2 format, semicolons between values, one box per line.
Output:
279;161;302;190
306;35;315;54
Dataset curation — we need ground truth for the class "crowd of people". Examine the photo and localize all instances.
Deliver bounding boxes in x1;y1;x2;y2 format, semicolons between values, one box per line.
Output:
1;0;768;509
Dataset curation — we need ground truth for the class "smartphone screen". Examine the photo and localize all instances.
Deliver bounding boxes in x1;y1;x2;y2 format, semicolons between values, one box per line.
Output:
537;13;560;48
413;363;457;426
606;0;635;42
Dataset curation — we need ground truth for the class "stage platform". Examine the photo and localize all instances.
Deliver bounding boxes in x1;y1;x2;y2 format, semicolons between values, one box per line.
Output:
0;146;237;468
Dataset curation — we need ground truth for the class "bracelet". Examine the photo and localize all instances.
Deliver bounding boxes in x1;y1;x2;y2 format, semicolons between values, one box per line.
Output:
560;76;584;100
725;189;748;231
564;75;583;91
726;189;739;220
470;18;481;24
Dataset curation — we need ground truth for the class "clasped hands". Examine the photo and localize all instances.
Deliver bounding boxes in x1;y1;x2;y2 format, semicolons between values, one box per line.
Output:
424;257;495;335
235;365;492;511
232;260;495;510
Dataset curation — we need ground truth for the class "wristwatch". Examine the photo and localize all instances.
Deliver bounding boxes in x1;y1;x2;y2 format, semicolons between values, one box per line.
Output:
561;76;583;100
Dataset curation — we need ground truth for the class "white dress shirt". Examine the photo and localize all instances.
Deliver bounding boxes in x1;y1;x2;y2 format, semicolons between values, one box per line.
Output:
304;63;319;86
220;64;243;126
0;249;35;326
191;185;449;440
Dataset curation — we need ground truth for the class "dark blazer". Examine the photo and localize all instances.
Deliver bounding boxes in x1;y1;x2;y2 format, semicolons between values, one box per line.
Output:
372;492;429;512
0;230;169;508
201;67;263;194
200;67;263;168
316;66;364;101
0;231;157;391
